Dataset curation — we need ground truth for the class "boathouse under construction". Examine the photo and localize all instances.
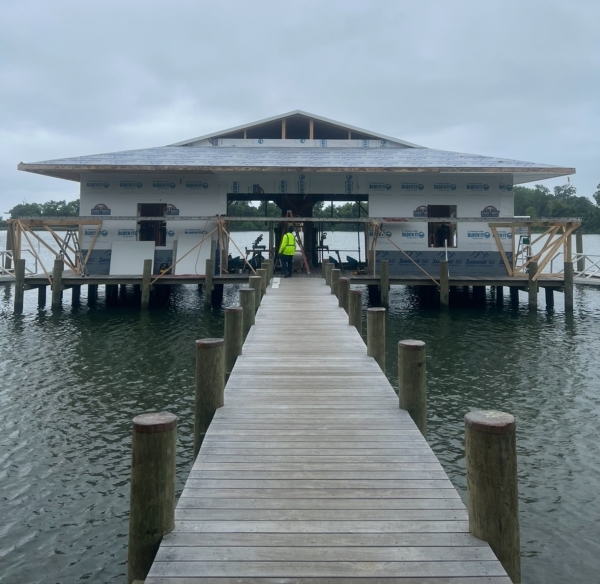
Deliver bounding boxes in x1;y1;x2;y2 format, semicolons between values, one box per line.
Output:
10;110;579;310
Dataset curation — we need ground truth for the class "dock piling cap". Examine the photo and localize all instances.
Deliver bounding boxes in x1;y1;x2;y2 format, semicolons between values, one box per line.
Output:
399;339;426;351
195;338;224;348
133;412;177;433
465;410;515;435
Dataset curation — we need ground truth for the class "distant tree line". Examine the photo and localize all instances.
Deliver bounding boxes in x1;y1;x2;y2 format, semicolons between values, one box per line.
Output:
7;200;80;219
514;183;600;232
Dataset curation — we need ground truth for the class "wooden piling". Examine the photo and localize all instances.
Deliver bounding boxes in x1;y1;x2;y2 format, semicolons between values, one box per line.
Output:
88;284;98;303
331;269;341;296
465;410;520;583
224;306;243;379
71;285;81;305
528;260;538;311
398;340;427;439
564;261;574;312
349;289;362;333
338;277;350;312
321;258;329;279
367;307;386;372
249;275;262;313
439;260;449;308
495;285;503;306
263;259;273;283
510;286;519;305
14;258;25;314
51;259;63;310
106;284;118;304
545;286;554;309
257;268;267;298
141;259;152;309
380;259;389;306
127;412;177;584
325;262;333;287
204;258;214;307
239;288;255;338
194;338;225;458
576;230;584;272
38;284;46;306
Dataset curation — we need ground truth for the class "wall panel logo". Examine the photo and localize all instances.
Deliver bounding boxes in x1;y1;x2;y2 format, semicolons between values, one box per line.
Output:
413;206;428;217
370;182;392;191
166;204;180;216
499;183;513;191
87;181;109;189
401;182;424;191
91;203;111;215
434;183;457;191
481;205;500;218
466;182;490;192
185;181;209;189
120;180;142;189
153;180;176;189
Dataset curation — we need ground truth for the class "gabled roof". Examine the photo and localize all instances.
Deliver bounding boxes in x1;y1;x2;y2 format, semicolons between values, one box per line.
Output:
169;110;423;148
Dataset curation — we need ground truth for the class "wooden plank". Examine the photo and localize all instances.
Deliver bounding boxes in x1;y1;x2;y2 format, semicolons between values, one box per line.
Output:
145;278;509;583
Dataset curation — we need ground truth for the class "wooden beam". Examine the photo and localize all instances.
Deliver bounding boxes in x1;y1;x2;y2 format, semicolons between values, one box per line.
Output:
490;226;513;277
282;119;286;139
309;119;314;140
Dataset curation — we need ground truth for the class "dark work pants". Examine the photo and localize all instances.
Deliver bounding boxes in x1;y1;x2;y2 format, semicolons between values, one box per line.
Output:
281;254;293;277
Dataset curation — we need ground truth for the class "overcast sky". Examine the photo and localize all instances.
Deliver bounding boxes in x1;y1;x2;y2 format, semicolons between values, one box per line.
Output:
1;0;598;215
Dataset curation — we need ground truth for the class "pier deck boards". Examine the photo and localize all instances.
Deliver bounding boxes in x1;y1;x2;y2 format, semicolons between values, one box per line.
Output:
146;278;510;583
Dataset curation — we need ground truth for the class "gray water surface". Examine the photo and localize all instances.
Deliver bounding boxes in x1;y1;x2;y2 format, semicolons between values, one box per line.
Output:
1;232;599;583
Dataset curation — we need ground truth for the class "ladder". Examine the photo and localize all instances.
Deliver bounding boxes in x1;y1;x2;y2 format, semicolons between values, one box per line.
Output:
283;211;311;275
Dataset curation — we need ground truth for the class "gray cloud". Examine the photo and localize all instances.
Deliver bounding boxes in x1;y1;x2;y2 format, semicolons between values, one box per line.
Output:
1;0;598;214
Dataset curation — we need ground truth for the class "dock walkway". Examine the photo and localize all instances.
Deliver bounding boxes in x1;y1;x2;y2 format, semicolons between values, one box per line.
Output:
146;278;510;582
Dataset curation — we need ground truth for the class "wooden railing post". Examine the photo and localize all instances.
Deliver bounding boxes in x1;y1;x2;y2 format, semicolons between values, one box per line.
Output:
398;340;427;438
224;306;243;380
367;307;386;371
239;288;255;338
194;338;224;458
127;412;177;584
465;410;520;583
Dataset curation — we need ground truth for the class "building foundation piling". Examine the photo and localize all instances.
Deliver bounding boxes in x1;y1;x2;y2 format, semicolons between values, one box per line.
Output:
576;230;584;273
380;260;389;306
141;259;152;309
71;285;81;305
13;258;25;314
204;258;214;308
38;284;47;307
528;260;538;311
564;261;574;312
51;259;63;310
545;286;554;309
439;261;449;308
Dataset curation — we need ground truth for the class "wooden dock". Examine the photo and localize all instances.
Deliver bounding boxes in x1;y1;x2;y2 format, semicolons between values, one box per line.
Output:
145;277;511;583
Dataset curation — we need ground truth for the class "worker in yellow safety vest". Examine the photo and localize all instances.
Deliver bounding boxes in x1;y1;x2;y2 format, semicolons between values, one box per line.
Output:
278;226;296;278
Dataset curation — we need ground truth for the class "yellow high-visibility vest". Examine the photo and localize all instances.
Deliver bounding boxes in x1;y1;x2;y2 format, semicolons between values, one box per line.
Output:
279;232;296;256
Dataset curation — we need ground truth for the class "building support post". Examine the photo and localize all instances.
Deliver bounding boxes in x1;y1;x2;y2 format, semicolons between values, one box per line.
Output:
38;284;47;306
224;306;243;381
380;260;389;306
141;259;152;309
204;258;214;308
528;260;538;311
367;307;386;372
127;412;176;584
349;289;362;334
51;259;63;310
88;284;98;304
194;338;224;458
439;260;449;308
14;258;25;314
564;261;574;313
71;285;81;305
576;230;584;273
495;285;503;306
545;287;554;309
465;411;520;584
510;286;519;306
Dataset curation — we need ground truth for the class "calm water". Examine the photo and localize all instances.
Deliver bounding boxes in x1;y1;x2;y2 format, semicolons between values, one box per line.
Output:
1;232;599;583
